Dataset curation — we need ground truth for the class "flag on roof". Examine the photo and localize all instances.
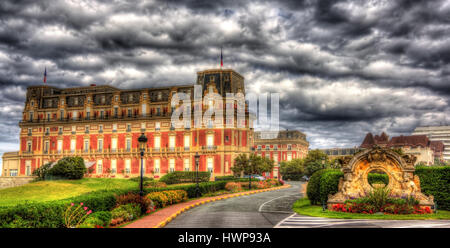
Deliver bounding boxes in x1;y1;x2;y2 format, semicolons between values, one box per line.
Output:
43;67;47;84
220;47;223;68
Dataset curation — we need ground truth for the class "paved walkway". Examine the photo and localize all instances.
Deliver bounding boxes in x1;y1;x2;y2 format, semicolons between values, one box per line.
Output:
124;185;290;228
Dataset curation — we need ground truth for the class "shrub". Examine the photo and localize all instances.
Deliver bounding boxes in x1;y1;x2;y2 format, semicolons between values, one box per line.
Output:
47;157;86;179
265;179;280;187
415;166;450;210
307;169;339;205
0;181;226;227
145;181;228;198
319;170;343;203
159;171;211;184
89;211;112;227
367;173;389;185
129;176;154;182
111;204;141;222
146;190;188;208
0;202;66;228
146;192;169;208
115;193;154;215
32;162;52;181
215;176;237;181
367;187;391;210
144;181;167;188
225;182;242;192
80;211;111;228
239;181;265;189
79;216;104;228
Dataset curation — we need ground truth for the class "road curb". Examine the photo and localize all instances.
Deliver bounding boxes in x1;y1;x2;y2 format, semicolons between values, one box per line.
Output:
154;184;291;228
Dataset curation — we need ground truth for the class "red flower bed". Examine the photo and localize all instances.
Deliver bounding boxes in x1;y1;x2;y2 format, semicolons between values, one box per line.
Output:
331;203;432;215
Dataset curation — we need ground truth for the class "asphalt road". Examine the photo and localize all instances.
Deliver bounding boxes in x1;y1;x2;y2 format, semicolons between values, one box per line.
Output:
165;181;450;228
165;181;304;228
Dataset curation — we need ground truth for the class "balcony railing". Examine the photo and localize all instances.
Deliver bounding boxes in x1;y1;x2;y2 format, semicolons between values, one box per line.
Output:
202;145;217;151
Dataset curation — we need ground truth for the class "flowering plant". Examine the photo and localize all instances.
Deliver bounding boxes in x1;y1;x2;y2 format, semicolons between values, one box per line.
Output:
63;202;92;228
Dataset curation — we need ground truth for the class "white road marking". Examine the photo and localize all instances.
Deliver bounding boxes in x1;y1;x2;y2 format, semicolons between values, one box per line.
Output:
275;213;450;228
395;223;450;228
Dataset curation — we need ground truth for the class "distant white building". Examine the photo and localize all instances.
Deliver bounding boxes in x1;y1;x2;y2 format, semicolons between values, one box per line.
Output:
413;126;450;161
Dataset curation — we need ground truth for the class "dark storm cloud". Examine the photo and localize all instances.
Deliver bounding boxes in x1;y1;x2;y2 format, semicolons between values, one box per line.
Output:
0;0;449;164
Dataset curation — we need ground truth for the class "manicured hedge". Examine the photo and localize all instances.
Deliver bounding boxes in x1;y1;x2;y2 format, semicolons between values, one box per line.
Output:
368;173;389;185
307;169;337;205
0;179;245;228
145;181;228;198
319;170;344;203
215;176;237;181
159;171;211;184
415;166;450;210
307;166;449;211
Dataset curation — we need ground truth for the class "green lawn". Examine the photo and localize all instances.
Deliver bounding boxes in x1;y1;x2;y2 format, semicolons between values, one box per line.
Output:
0;178;138;207
293;198;450;220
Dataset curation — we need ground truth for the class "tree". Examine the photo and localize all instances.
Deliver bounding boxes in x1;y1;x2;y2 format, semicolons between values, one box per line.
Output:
49;156;86;179
32;162;52;180
231;154;274;189
232;153;273;176
280;158;305;180
304;149;329;177
329;158;343;169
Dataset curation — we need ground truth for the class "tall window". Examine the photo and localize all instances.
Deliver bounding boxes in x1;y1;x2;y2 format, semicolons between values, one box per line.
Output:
154;136;160;150
169;136;175;149
113;123;117;132
184;135;190;150
207;157;213;173
98;139;103;151
44;141;49;153
184;158;190;171
126;138;131;151
27;141;32;152
25;160;31;176
111;138;117;151
111;159;117;174
125;159;131;174
169;158;175;172
57;140;62;153
70;139;76;153
207;134;214;148
155;122;160;130
287;153;292;161
154;158;160;173
97;160;103;174
84;140;89;152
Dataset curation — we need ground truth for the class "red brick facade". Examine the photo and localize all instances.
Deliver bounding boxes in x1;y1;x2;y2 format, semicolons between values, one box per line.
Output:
10;69;253;178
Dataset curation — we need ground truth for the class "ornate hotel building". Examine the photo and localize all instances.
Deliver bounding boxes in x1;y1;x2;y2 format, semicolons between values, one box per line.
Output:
1;69;254;179
253;130;309;179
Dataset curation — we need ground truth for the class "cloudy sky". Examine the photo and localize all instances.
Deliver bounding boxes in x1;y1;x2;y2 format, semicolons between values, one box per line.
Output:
0;0;450;170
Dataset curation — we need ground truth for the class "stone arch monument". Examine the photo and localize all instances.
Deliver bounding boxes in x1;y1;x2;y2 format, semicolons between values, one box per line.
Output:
327;146;434;209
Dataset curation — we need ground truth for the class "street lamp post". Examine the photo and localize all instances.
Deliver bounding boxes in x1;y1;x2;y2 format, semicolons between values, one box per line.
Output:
138;133;148;197
195;153;200;198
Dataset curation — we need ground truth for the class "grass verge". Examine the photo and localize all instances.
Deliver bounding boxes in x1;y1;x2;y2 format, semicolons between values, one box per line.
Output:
0;178;138;207
292;198;450;220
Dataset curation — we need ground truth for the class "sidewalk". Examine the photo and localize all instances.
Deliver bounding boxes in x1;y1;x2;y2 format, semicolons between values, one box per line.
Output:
124;185;290;228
